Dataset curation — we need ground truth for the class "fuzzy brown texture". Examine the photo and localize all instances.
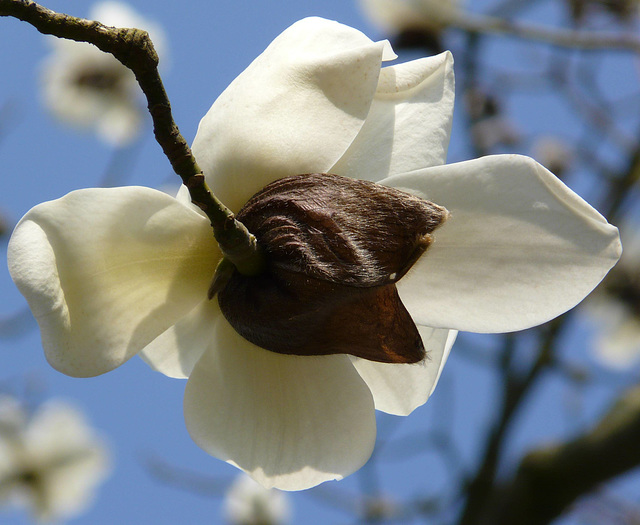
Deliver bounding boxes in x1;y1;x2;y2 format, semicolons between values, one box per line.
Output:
218;173;448;364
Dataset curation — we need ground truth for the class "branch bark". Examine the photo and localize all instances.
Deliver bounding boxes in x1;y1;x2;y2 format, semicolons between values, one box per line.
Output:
0;0;264;276
493;385;640;525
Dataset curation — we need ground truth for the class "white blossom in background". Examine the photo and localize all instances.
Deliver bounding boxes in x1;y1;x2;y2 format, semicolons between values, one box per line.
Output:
471;116;520;152
532;136;573;178
465;89;520;153
40;1;166;146
589;229;640;369
358;0;462;34
0;397;110;522
9;18;621;490
224;475;291;525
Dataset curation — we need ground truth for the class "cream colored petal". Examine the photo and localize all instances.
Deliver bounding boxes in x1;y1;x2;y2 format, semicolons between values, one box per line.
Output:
139;299;222;379
8;187;219;377
350;327;457;416
332;51;455;179
192;17;393;212
384;155;621;333
184;318;376;491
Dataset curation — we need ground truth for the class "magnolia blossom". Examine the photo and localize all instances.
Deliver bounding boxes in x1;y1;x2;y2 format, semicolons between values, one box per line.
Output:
224;475;291;525
8;18;621;490
40;1;165;146
0;397;110;522
359;0;462;34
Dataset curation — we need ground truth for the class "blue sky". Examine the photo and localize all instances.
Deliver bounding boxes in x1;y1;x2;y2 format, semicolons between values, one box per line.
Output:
1;1;639;524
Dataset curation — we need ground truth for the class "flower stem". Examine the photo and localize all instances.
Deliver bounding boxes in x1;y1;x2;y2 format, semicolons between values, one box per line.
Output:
0;0;265;276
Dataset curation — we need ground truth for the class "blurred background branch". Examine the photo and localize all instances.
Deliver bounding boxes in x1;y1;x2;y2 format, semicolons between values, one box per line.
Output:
494;385;640;525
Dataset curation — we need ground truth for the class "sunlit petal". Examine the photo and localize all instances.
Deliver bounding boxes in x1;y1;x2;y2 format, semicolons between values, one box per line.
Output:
8;187;218;377
184;318;376;491
332;51;455;179
384;155;621;332
351;327;457;415
139;299;222;379
192;17;393;212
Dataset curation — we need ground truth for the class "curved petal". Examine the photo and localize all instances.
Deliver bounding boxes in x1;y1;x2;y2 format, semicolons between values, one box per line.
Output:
184;318;376;491
139;298;222;379
384;155;622;333
192;17;393;212
8;187;219;377
331;51;454;179
350;326;457;416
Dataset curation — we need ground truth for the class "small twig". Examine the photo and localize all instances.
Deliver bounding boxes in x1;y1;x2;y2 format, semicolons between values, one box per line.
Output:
452;11;640;53
0;0;264;276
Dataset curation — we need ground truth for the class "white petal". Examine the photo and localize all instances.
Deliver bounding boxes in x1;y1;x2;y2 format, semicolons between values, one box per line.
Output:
384;155;622;333
192;17;391;212
184;318;376;491
351;327;457;416
332;51;455;179
139;299;222;379
8;187;219;377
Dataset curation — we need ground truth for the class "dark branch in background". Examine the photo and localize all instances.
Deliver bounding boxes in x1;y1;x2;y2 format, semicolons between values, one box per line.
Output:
451;11;640;53
493;385;640;525
143;454;230;498
0;0;264;276
458;321;564;525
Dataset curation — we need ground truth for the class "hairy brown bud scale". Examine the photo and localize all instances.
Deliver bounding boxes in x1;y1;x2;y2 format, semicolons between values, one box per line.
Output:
216;173;448;364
